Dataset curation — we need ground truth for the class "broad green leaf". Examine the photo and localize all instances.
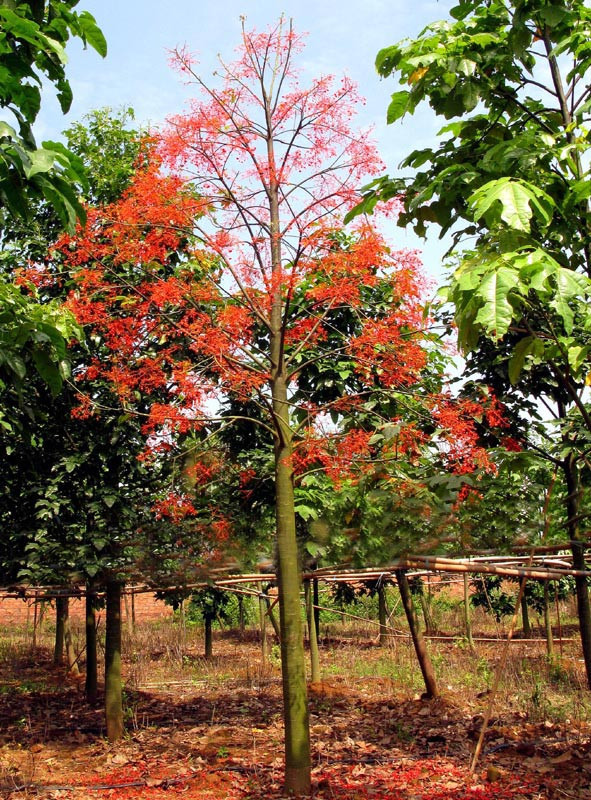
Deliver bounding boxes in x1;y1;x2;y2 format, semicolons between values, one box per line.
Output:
469;178;553;232
32;349;62;396
474;265;520;337
387;91;411;123
508;335;536;384
550;268;591;333
24;147;55;178
567;345;588;374
77;11;108;58
4;352;26;380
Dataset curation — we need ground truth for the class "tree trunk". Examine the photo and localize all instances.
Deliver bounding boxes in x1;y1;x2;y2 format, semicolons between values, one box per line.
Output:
378;583;388;646
463;575;476;653
313;579;320;642
520;593;532;638
259;594;268;662
85;589;98;705
32;594;39;650
267;101;311;790
105;580;123;742
395;570;438;698
418;591;434;635
53;596;67;665
273;395;311;794
265;595;282;641
304;580;321;683
544;581;554;659
64;599;79;674
204;615;213;659
123;587;134;638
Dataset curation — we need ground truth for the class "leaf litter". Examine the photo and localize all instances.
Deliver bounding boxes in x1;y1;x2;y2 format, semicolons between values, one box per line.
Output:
1;638;590;800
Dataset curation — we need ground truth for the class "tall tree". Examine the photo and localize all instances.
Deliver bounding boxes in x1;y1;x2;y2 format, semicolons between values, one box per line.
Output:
54;20;507;793
356;0;591;687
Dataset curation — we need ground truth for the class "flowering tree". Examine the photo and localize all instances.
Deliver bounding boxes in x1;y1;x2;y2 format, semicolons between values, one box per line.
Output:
53;20;506;793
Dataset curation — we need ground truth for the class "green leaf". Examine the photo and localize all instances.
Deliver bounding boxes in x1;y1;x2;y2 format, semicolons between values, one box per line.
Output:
474;265;520;337
31;349;62;396
508;336;535;384
550;268;590;334
386;91;411;123
77;11;108;57
23;147;55;178
567;345;588;374
469;178;553;232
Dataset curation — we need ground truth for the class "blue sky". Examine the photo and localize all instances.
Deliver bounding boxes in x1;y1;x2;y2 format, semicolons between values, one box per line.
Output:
37;0;456;281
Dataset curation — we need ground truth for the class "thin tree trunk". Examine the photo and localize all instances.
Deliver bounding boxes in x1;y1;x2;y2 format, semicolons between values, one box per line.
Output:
275;440;310;793
378;583;388;646
313;578;320;642
123;588;134;639
419;591;434;635
85;588;98;705
265;596;282;641
544;581;554;659
395;570;438;698
105;580;123;742
178;599;186;658
32;594;39;650
520;593;531;638
304;580;321;683
267;92;311;790
259;594;268;662
204;615;213;658
463;575;476;653
54;596;67;665
64;598;79;674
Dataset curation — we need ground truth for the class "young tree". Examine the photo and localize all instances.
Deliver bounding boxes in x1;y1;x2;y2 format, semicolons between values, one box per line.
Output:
54;20;508;793
355;0;591;687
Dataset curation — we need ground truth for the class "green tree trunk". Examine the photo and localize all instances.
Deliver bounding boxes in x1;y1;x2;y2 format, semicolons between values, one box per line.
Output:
313;579;320;642
85;588;98;705
259;594;268;662
123;587;134;639
32;593;40;650
204;614;213;659
64;599;79;674
53;596;67;665
463;575;476;653
395;570;438;698
304;580;321;683
378;583;388;646
418;591;434;636
520;593;531;638
273;384;311;794
265;595;282;641
105;580;123;742
544;582;554;659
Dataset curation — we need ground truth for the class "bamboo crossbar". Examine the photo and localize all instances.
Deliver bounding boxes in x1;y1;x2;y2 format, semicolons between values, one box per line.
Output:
1;551;589;601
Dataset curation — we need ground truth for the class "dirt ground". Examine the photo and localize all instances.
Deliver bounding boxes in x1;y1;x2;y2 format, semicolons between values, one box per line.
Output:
1;608;590;800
